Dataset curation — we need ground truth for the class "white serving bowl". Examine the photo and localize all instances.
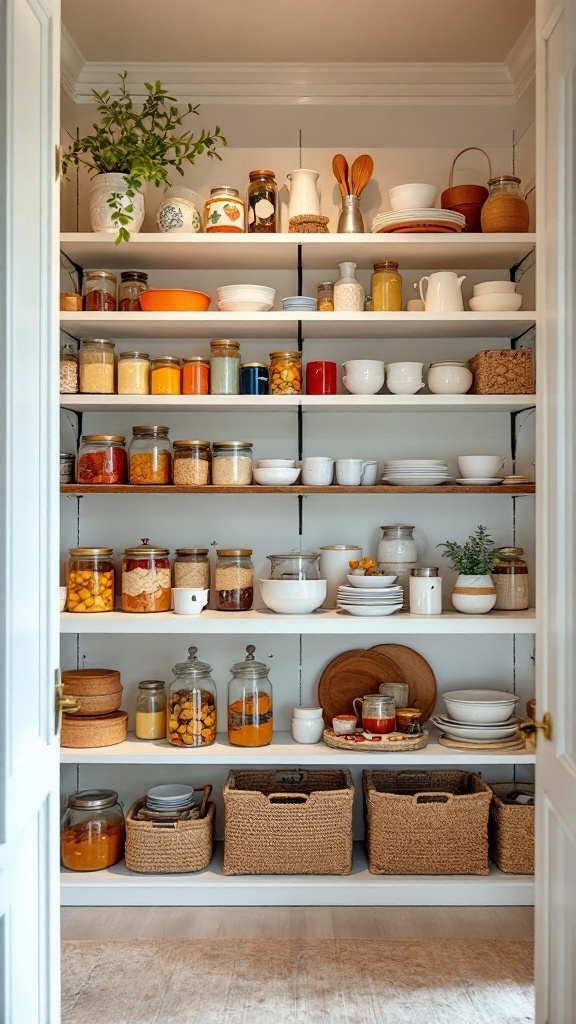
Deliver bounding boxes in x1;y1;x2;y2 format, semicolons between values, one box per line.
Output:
217;299;274;312
389;183;438;211
443;689;519;724
257;459;296;469
468;293;523;312
59;586;67;612
473;280;517;296
259;578;326;614
253;467;301;486
217;285;275;298
346;573;397;588
342;359;385;395
457;454;505;478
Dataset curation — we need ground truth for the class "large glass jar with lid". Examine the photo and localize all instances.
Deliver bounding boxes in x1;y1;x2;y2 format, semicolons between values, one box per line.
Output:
60;341;79;393
215;549;253;610
168;646;217;747
61;789;125;870
76;434;127;485
212;441;253;485
480;176;530;233
117;351;150;395
210;339;240;395
122;538;171;613
66;547;115;612
228;644;273;746
118;271;148;311
135;680;167;740
371;261;402;311
492;547;530;610
204;187;245;232
128;425;172;485
247;170;278;232
151;356;181;395
173;440;211;486
82;270;117;311
79;339;115;394
173;548;210;590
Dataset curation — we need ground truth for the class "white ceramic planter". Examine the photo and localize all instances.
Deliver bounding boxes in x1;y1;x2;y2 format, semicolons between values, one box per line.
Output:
89;172;145;234
451;574;497;614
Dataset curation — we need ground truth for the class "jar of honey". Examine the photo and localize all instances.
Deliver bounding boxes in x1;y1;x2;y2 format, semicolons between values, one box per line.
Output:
151;356;181;395
61;790;125;871
228;644;273;746
135;680;167;740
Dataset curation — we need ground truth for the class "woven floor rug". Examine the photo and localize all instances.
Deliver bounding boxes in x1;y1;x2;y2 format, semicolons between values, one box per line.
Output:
62;938;534;1024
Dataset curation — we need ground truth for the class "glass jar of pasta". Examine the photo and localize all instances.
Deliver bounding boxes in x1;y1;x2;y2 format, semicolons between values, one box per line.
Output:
212;441;253;485
117;351;150;395
79;339;115;394
66;547;115;613
151;356;181;395
173;549;210;590
121;538;171;613
173;440;211;485
128;426;172;485
168;646;217;747
61;790;125;871
215;549;253;611
228;644;273;746
269;351;302;395
77;435;127;485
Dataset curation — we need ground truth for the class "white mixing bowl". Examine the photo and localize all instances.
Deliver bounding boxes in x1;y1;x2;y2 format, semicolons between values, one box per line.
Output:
259;578;326;614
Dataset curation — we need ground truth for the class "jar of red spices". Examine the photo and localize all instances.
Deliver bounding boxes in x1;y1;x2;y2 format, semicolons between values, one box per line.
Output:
76;435;127;485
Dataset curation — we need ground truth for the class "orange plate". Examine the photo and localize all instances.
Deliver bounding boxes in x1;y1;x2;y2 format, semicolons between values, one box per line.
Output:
139;289;211;312
376;224;462;234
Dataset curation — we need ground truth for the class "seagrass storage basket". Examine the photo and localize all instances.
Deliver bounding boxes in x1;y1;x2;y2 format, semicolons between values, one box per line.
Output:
363;770;492;875
223;769;354;875
489;783;535;874
125;799;215;873
469;348;534;394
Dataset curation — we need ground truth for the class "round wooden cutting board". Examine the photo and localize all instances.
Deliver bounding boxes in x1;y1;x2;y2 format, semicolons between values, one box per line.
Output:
368;643;437;723
317;648;407;725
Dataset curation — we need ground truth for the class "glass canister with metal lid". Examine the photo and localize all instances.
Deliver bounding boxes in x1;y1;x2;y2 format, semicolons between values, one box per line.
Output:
61;789;125;871
492;547;530;610
173;440;211;486
135;680;167;740
215;549;253;611
66;547;115;613
76;435;127;485
267;551;321;580
269;351;302;395
60;341;79;393
240;362;269;395
118;270;148;311
128;425;172;485
204;186;245;233
212;441;253;485
173;549;210;590
371;261;403;311
79;339;115;394
210;339;240;395
168;646;217;747
121;538;171;613
117;351;150;395
228;644;273;747
247;170;278;232
82;270;117;311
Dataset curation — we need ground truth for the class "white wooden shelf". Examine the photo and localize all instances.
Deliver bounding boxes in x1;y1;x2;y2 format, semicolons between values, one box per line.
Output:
60;843;535;907
59;608;536;635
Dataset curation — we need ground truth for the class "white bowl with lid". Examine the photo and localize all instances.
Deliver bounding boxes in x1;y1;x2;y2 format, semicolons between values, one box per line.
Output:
427;360;473;394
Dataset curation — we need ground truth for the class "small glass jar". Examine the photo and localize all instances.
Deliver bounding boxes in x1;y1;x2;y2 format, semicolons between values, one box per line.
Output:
210;339;240;395
371;261;403;311
215;548;253;611
168;646;217;747
77;434;127;485
117;351;150;395
481;175;530;233
247;170;278;232
122;538;171;613
204;187;245;233
151;356;181;395
492;547;530;610
118;271;148;311
212;441;253;486
333;262;365;311
317;282;334;311
228;644;273;747
128;425;172;485
60;342;79;393
173;549;210;589
61;789;125;871
60;452;75;483
269;351;302;395
173;440;211;486
352;693;396;734
135;680;167;740
240;362;269;395
66;547;115;613
79;339;115;394
82;271;117;312
182;356;210;395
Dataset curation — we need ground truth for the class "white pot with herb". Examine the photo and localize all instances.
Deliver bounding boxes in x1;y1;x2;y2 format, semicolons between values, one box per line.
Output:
437;525;497;614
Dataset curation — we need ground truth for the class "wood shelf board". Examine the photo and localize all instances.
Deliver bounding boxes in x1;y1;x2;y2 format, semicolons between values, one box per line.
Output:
60;484;536;495
59;394;537;414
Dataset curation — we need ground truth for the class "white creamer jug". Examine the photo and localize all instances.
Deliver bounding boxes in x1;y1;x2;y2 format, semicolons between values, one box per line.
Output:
419;272;466;312
287;169;321;219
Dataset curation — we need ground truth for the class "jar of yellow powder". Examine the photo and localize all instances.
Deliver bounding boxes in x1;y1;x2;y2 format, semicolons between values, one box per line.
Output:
135;680;167;740
151;356;181;395
371;261;403;311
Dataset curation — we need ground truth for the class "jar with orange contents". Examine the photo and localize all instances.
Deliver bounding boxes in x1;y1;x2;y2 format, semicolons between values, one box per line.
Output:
228;644;273;747
151;356;181;395
269;350;302;395
182;356;210;395
61;790;125;871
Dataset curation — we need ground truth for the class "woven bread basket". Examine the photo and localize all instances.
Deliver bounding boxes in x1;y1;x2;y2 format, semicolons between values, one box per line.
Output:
469;349;534;394
363;769;492;875
489;783;534;874
61;710;128;748
125;799;215;874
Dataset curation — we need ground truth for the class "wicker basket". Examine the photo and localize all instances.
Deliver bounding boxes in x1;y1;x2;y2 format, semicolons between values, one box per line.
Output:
469;349;534;394
363;769;492;875
125;799;215;873
223;769;354;875
489;783;535;874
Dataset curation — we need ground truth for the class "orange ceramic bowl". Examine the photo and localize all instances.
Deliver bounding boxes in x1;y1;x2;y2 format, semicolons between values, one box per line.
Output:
139;289;211;312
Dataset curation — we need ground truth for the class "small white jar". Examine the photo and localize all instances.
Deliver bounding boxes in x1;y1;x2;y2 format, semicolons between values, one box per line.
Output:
291;716;325;743
409;567;442;615
427;360;473;395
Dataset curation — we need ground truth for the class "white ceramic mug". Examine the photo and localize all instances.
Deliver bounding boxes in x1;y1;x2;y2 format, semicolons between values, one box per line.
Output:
341;359;385;395
385;362;425;395
335;459;368;486
360;461;378;486
419;272;466;312
319;545;363;608
457;455;505;478
301;456;334;485
172;588;209;615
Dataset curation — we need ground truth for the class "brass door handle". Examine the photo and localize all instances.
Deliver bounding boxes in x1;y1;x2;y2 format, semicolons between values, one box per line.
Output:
55;679;80;734
518;712;552;745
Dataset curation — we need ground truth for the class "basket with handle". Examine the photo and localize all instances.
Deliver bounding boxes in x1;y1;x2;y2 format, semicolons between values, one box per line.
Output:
363;769;491;874
441;148;492;232
125;786;214;873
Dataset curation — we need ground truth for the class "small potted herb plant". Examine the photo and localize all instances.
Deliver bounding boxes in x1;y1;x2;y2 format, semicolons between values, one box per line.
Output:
437;525;497;614
62;72;226;243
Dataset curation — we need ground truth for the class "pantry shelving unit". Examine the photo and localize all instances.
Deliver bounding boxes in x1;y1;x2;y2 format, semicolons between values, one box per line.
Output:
61;484;536;495
60;394;536;413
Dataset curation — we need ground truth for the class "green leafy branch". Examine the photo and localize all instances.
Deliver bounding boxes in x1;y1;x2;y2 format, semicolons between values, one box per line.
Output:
437;525;496;575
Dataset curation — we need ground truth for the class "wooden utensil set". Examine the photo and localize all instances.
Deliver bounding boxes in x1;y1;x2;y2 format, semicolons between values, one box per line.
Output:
332;153;374;198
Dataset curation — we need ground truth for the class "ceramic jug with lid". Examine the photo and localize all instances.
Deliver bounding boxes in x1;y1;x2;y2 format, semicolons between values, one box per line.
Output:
419;272;466;312
286;169;321;219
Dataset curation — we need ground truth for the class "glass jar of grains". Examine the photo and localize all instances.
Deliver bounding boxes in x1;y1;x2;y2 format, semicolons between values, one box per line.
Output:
371;261;403;311
204;187;245;233
173;440;211;486
212;441;253;486
61;790;125;871
182;356;210;395
118;271;148;311
79;339;115;394
173;549;210;590
66;547;115;613
269;351;302;395
168;646;217;747
77;435;127;485
60;342;79;394
134;680;167;740
151;356;181;395
247;170;278;232
121;538;171;613
492;547;530;610
82;271;117;311
210;339;240;395
117;351;150;395
215;549;253;611
128;425;172;485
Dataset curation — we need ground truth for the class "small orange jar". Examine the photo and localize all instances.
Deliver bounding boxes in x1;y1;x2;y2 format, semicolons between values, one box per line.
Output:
182;356;210;395
151;356;181;395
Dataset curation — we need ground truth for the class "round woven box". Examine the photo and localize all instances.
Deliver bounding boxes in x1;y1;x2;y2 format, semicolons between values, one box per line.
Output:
62;668;123;717
61;710;128;748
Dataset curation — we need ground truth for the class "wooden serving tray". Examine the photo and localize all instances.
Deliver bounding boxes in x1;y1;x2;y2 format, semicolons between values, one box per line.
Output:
323;728;429;752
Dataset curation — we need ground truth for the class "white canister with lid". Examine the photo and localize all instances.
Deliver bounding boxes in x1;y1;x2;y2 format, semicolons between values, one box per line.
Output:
409;567;442;615
377;524;420;564
319;545;362;608
427;360;473;395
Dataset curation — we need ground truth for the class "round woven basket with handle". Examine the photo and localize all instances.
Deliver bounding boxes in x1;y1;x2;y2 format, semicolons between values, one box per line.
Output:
441;148;492;232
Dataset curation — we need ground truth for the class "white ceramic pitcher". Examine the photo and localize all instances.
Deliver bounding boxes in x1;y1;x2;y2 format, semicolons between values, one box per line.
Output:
419;272;466;312
287;169;321;218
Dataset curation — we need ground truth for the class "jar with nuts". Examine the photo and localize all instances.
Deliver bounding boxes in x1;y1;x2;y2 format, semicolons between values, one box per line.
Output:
128;425;172;485
173;440;211;486
66;547;115;613
168;646;217;747
215;548;253;611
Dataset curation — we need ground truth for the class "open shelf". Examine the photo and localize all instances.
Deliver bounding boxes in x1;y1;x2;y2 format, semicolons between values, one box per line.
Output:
61;483;536;495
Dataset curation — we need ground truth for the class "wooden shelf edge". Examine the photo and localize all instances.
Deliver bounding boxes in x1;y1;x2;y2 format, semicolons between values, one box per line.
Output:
60;484;536;495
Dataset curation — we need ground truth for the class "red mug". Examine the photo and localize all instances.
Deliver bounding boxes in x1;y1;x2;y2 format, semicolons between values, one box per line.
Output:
305;360;337;395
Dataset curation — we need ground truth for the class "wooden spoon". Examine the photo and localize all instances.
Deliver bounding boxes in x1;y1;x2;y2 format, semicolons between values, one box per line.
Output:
349;154;374;197
332;153;350;197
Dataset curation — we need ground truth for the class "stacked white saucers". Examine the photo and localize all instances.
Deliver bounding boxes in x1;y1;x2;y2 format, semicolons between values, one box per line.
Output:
382;459;451;487
371;209;466;233
432;688;520;742
337;583;404;617
146;784;196;812
217;284;275;312
282;295;317;312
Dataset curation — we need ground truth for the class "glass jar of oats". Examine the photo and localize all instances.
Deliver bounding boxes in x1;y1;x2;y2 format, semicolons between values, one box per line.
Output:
117;351;150;395
172;440;211;486
173;549;210;590
215;549;253;611
128;426;172;485
211;441;253;486
79;339;115;394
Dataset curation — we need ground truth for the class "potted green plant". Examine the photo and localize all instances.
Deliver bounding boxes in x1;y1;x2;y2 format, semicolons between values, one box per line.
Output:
62;72;226;244
437;525;497;614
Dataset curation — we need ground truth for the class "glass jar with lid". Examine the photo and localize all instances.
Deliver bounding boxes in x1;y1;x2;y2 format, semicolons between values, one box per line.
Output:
66;547;115;613
210;339;240;395
267;551;321;580
492;547;529;610
135;680;167;740
77;434;127;485
122;538;171;613
168;646;217;747
212;441;253;485
182;356;210;395
60;452;75;483
269;351;302;395
118;270;148;311
151;355;181;395
480;176;530;233
215;549;253;611
117;351;150;395
204;187;245;233
60;341;79;393
173;440;211;486
173;549;210;590
82;270;117;311
228;644;273;747
240;362;269;395
79;339;115;394
247;170;278;232
317;282;334;311
61;789;125;871
371;261;402;311
128;425;172;485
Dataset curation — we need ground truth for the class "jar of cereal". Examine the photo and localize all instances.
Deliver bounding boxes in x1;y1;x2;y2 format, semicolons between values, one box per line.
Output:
128;426;172;485
168;646;217;747
117;351;150;395
77;435;127;485
66;547;115;613
173;440;211;486
215;549;253;611
173;549;210;590
212;441;253;486
121;538;171;613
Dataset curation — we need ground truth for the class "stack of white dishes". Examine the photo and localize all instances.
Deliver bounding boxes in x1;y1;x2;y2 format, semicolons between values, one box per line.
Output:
337;582;404;617
372;209;466;234
382;459;451;486
432;688;520;742
468;280;523;312
145;784;199;818
282;295;317;312
217;284;275;312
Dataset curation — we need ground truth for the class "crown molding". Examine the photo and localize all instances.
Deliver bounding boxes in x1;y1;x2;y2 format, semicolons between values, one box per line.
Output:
60;25;85;102
505;17;536;100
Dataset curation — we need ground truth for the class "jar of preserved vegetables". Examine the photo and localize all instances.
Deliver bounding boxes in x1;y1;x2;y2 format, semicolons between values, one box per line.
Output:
317;282;334;311
82;271;117;311
151;356;181;395
61;789;125;871
182;356;210;395
135;680;167;740
371;261;403;311
118;271;148;311
269;351;302;395
492;547;529;610
66;547;115;613
215;549;253;611
212;441;253;486
77;434;127;485
247;170;278;232
60;341;79;394
121;538;171;613
173;549;210;590
210;339;240;395
204;187;245;233
168;646;217;747
128;426;172;485
228;644;273;747
117;351;150;395
79;339;115;394
173;440;211;486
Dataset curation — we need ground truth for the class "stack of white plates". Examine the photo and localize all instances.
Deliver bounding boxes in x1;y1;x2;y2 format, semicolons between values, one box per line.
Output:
146;784;196;812
432;688;520;742
282;295;317;312
382;459;451;487
217;284;275;312
371;209;466;233
337;584;404;617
